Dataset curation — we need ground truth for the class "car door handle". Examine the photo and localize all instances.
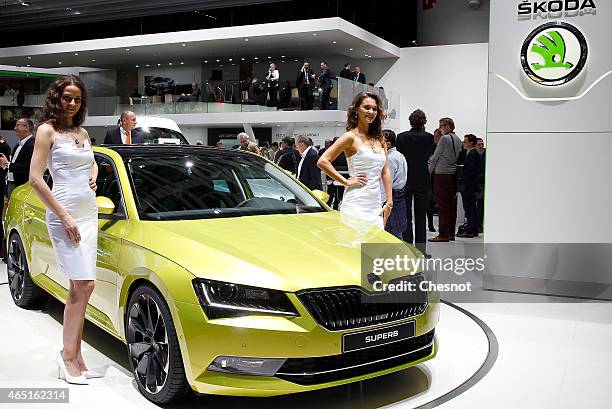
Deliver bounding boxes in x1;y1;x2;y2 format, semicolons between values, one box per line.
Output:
24;210;35;223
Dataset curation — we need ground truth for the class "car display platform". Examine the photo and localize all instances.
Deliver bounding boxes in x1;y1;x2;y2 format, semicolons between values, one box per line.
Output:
0;264;492;409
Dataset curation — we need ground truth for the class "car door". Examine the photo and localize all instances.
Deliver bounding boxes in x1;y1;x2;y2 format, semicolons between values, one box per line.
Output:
92;153;129;334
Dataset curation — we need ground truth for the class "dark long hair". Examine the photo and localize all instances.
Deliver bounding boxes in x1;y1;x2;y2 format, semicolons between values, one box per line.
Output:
345;92;386;143
42;75;88;131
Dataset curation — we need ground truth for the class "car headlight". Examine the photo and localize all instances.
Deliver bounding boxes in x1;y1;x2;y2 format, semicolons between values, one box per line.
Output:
193;279;299;319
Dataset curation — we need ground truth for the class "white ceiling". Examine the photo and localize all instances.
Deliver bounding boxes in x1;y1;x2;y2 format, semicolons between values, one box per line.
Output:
0;17;400;69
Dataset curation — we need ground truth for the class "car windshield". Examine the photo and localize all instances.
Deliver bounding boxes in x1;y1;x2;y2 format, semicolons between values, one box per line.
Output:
125;153;326;220
136;127;189;145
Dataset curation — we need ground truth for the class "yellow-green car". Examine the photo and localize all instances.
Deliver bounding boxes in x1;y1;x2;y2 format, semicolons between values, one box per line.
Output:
5;145;438;404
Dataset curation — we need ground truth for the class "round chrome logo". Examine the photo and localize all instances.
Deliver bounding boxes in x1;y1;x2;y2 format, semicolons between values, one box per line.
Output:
520;22;588;86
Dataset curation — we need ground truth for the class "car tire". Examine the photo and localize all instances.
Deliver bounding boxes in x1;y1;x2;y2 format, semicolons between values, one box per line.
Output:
126;283;189;404
7;233;48;308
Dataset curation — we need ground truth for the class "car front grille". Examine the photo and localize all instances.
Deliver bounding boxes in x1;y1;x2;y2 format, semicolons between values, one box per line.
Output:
297;276;428;331
275;329;435;385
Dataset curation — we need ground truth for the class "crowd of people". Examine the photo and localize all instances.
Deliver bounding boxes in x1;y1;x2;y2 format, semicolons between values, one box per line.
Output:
234;106;486;257
242;61;369;110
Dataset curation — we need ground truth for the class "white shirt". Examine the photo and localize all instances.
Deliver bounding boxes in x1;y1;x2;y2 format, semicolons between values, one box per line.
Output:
266;69;279;82
297;146;312;179
7;134;33;182
120;126;131;144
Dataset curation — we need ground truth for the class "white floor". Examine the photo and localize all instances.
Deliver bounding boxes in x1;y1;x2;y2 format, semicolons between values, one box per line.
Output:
1;258;612;408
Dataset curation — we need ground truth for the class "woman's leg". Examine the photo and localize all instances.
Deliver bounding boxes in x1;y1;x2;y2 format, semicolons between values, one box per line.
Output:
62;279;95;376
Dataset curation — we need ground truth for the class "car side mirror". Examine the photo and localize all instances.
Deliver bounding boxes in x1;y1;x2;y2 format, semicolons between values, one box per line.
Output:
96;196;115;215
311;189;330;203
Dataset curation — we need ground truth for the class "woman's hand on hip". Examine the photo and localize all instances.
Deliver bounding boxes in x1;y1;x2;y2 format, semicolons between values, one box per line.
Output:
345;172;367;188
60;214;81;244
380;202;393;226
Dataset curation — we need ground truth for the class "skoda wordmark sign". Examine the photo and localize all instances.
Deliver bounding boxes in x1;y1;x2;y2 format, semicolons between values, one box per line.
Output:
520;21;588;86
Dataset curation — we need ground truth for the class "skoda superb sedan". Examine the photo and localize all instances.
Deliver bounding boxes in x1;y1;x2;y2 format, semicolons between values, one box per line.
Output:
5;145;438;404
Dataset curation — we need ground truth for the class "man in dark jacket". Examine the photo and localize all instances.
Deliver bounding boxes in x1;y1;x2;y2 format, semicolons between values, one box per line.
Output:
318;62;333;110
396;109;434;255
295;135;322;191
274;136;299;175
103;111;144;144
338;63;353;80
0;118;36;198
296;62;316;110
458;134;483;238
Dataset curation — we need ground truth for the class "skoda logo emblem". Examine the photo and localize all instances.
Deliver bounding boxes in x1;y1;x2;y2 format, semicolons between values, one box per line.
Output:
520;22;588;86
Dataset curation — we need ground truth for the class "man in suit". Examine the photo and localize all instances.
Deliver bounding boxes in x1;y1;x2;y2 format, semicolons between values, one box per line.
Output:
353;66;366;84
0;118;36;199
339;63;353;80
274;136;299;175
296;62;315;110
396;109;434;255
458;134;483;238
318;61;333;111
103;111;144;144
295;135;322;191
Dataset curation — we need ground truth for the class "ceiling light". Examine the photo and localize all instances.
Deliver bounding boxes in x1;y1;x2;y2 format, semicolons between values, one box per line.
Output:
181;43;186;47
312;33;317;36
125;48;130;51
135;65;139;68
168;62;173;65
180;61;184;65
231;63;236;66
267;56;271;59
254;57;258;60
244;38;249;42
219;64;223;67
19;1;30;6
364;54;369;57
349;48;353;51
27;56;31;60
91;59;96;62
74;52;79;56
332;41;337;44
241;57;245;61
228;58;233;61
157;63;161;66
26;64;30;67
281;60;285;63
216;59;220;62
204;60;208;63
294;59;298;62
145;64;150;67
281;55;285;58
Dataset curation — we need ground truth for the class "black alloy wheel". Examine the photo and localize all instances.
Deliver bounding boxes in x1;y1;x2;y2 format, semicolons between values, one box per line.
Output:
7;233;47;308
126;284;189;403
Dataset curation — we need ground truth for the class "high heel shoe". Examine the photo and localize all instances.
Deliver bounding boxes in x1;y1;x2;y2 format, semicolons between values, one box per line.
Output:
56;352;88;385
82;369;104;379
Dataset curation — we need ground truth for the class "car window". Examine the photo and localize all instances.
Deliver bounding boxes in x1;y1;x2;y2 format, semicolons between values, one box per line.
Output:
124;153;325;220
95;154;126;217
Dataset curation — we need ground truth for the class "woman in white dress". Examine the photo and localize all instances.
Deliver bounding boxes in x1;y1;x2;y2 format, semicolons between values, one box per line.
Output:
29;75;100;385
318;92;393;228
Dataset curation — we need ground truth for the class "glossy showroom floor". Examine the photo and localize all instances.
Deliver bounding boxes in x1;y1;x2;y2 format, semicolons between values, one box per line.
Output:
1;239;611;408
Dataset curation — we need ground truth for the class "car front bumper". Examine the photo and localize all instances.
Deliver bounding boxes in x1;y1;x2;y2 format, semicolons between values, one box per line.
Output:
174;299;439;396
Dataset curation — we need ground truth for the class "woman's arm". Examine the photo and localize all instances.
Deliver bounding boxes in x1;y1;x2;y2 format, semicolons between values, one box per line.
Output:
84;128;98;191
380;144;393;224
29;124;81;243
317;132;366;188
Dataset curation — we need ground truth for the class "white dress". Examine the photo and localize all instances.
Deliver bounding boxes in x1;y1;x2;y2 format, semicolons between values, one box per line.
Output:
340;144;386;229
46;136;98;280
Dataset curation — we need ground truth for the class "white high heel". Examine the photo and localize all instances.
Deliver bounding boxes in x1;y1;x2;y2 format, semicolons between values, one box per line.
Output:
56;352;89;385
81;369;104;379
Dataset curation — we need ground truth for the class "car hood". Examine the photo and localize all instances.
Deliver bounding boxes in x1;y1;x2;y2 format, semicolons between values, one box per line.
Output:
128;212;419;292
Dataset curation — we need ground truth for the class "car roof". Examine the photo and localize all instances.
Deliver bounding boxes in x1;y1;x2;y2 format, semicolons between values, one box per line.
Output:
97;145;257;161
